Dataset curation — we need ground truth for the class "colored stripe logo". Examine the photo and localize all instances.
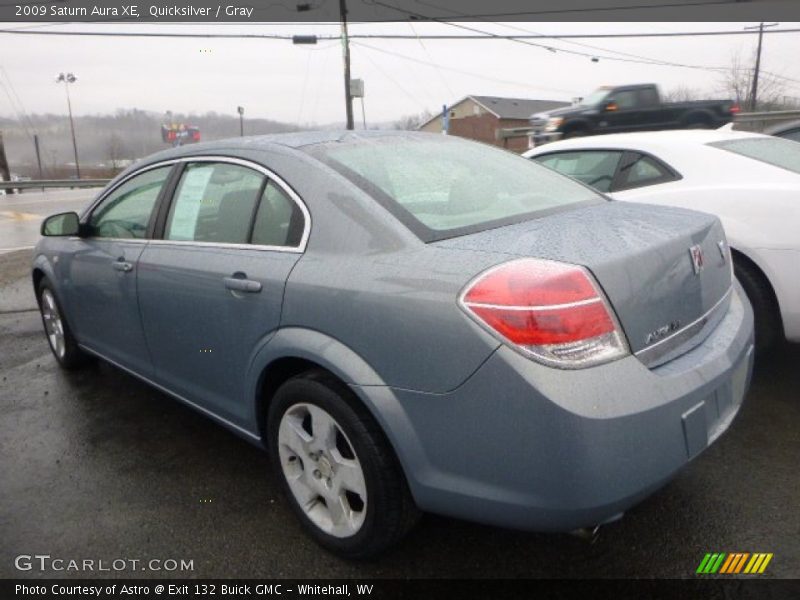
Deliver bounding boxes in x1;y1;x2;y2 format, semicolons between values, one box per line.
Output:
697;552;773;574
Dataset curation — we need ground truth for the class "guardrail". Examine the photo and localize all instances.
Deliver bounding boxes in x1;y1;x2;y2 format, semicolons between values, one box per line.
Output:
1;179;111;191
733;109;800;123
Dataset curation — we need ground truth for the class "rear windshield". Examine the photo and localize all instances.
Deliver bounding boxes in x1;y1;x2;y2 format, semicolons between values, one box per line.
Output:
709;137;800;175
309;135;602;242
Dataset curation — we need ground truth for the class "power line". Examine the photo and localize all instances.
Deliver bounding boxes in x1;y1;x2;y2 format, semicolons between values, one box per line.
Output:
366;1;800;85
352;41;580;96
367;0;736;19
355;41;431;111
3;25;800;40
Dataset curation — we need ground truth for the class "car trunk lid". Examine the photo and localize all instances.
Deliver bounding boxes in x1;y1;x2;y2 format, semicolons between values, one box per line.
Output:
433;201;732;364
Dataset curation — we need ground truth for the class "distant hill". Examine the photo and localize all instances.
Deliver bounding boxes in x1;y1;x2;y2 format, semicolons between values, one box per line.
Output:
0;109;315;177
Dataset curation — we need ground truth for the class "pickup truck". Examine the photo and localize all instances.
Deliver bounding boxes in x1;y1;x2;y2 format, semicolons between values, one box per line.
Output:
529;84;738;146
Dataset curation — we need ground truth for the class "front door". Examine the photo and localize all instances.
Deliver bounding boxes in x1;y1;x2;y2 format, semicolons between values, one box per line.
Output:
68;165;173;375
136;159;307;428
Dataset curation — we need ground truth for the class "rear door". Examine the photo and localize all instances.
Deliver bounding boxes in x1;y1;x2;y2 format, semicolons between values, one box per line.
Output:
69;164;174;375
136;158;308;427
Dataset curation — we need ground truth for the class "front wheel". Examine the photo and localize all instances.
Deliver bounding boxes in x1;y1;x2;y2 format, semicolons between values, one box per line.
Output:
267;371;419;559
37;280;92;370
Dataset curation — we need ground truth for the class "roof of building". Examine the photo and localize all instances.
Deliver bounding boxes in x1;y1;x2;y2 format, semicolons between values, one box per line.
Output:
469;96;570;120
419;95;570;129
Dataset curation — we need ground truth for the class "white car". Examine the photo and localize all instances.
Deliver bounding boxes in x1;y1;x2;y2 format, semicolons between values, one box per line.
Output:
524;129;800;350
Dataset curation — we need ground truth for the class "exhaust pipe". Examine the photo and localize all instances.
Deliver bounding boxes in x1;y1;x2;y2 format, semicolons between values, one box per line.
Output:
569;525;601;543
568;511;623;543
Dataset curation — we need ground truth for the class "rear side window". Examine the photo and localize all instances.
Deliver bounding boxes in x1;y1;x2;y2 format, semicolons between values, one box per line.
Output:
251;181;304;247
89;166;171;239
165;162;264;244
535;151;624;192
709;137;800;174
778;129;800;143
615;154;677;190
311;136;601;242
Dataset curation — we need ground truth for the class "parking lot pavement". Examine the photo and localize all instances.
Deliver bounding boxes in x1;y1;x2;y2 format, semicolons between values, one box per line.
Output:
0;189;97;253
1;249;798;579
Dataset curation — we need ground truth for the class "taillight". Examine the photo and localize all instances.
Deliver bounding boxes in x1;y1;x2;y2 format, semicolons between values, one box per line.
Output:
459;259;629;368
730;104;741;114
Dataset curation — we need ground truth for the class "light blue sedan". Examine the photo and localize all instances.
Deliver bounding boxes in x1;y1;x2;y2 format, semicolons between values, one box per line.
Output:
33;131;753;558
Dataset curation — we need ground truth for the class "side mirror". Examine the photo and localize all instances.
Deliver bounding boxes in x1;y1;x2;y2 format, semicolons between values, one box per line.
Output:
603;101;618;112
41;212;81;237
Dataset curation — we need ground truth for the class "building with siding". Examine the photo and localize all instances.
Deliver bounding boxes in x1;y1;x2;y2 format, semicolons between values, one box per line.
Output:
419;95;570;152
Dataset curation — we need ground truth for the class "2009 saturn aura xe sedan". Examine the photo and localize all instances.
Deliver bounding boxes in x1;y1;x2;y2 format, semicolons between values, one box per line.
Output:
34;131;754;558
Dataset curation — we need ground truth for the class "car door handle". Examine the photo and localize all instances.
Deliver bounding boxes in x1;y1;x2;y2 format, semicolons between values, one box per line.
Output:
224;276;262;293
113;260;133;273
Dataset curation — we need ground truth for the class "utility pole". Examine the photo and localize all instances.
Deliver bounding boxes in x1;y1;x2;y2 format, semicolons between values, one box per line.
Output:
237;106;245;137
745;22;778;111
0;131;12;194
33;135;43;179
339;0;354;130
56;73;81;179
295;1;353;129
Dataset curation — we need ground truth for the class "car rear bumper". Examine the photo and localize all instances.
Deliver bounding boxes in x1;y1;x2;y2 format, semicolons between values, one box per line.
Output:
355;283;754;531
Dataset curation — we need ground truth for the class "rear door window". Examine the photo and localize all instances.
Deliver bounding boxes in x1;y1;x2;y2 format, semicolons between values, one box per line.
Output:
615;153;678;190
165;162;264;244
535;151;624;192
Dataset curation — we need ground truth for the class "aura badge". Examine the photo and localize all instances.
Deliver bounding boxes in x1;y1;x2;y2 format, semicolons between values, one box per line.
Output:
689;244;705;275
696;552;773;575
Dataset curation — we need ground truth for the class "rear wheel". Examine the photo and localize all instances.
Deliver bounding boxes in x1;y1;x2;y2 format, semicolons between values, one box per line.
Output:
733;259;782;352
37;280;92;369
267;371;419;559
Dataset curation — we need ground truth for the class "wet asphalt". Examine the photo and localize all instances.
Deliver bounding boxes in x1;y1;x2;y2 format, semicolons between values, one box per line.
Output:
0;250;798;579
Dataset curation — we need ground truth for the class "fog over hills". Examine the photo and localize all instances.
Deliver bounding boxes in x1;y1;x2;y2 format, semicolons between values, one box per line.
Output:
0;109;320;176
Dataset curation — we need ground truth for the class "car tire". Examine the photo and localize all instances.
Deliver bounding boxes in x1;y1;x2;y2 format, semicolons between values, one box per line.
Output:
733;260;782;352
267;370;419;559
37;279;92;370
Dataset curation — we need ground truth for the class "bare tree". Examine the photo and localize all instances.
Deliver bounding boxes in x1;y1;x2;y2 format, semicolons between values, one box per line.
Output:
106;133;128;171
393;109;434;130
719;48;787;110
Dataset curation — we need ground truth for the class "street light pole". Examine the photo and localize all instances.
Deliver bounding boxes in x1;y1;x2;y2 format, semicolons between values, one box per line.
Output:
744;22;778;111
56;73;81;179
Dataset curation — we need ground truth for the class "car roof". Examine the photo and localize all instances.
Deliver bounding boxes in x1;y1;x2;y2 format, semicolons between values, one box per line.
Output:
529;129;765;154
131;130;450;168
163;129;428;153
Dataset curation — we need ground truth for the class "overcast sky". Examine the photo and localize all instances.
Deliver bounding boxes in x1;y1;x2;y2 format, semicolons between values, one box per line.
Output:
1;21;799;125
